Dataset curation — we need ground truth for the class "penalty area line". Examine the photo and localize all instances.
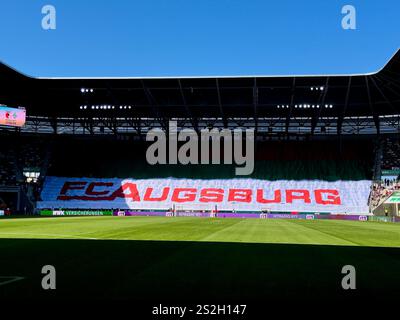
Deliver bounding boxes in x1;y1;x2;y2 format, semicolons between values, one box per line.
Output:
0;276;25;287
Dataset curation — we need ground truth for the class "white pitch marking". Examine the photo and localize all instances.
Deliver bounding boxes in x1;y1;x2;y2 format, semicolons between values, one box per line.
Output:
0;232;98;240
0;276;25;287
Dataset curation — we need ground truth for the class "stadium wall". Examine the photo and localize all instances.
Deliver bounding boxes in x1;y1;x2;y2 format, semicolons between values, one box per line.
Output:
38;209;400;223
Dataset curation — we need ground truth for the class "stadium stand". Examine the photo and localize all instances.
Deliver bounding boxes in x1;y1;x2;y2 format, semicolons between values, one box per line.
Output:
0;131;379;214
370;182;391;209
0;152;16;186
366;136;400;213
45;135;373;180
381;137;400;172
5;133;367;214
0;133;48;213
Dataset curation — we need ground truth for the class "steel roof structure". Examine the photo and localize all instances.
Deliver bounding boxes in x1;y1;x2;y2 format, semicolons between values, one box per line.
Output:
1;49;400;136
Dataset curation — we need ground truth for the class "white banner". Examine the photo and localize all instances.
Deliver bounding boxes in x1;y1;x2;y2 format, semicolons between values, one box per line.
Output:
37;176;372;214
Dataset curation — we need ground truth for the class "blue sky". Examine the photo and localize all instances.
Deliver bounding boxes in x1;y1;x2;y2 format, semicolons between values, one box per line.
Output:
0;0;399;77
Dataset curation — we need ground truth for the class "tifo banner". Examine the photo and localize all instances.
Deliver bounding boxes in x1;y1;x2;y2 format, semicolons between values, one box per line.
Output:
37;176;372;214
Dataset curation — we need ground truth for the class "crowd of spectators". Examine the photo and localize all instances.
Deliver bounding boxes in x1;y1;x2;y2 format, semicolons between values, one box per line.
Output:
381;138;400;170
0;138;47;214
0;152;17;186
369;137;400;209
17;142;45;174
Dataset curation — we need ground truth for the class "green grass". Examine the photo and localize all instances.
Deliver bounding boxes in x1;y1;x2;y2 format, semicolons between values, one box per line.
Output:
1;216;400;302
0;216;400;247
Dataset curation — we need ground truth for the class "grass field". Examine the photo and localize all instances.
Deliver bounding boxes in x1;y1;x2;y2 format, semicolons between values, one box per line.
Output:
1;216;400;246
1;216;400;302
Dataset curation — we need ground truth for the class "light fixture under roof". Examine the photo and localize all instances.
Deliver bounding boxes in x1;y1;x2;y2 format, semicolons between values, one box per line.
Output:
311;86;325;91
80;88;94;93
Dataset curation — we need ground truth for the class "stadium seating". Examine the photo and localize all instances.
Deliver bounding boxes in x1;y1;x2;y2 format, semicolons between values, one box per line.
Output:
0;152;17;186
46;136;373;181
382;137;400;171
367;137;400;211
0;132;377;214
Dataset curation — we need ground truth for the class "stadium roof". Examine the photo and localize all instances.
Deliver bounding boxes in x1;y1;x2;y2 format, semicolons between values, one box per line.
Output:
1;49;400;135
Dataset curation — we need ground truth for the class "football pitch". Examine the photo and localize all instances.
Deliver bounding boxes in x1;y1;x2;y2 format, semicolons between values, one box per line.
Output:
1;216;400;301
1;216;400;246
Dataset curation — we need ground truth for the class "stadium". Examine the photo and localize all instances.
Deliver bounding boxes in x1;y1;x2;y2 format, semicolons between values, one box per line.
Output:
1;47;400;306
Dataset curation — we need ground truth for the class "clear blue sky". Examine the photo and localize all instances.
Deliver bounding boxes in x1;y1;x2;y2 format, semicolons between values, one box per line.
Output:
0;0;399;77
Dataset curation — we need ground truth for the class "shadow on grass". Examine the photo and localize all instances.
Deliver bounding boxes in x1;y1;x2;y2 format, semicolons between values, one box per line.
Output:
0;238;399;302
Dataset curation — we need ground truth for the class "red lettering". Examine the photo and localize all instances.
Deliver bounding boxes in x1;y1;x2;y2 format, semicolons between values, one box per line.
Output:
59;181;87;195
56;182;343;208
228;189;252;203
315;189;341;205
86;182;113;196
143;187;170;201
110;183;141;201
171;188;197;203
286;190;311;204
199;188;224;202
256;189;281;204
